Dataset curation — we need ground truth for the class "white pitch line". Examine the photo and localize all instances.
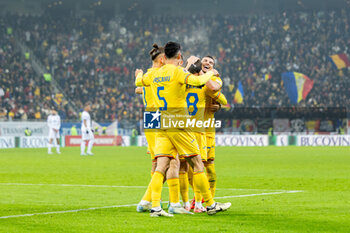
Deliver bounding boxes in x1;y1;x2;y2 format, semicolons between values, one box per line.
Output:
0;183;297;192
214;190;304;199
0;204;137;219
215;188;292;192
0;190;303;219
0;183;148;189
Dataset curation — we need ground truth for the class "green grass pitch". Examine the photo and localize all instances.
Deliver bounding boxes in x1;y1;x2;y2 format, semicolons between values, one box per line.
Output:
0;146;350;232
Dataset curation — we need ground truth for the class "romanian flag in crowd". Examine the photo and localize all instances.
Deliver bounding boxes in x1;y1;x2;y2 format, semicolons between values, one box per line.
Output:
329;53;350;69
262;73;272;81
282;72;314;104
234;81;244;104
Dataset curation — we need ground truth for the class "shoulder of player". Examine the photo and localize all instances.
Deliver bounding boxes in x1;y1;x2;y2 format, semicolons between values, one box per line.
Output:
153;64;183;76
174;65;189;73
159;64;182;71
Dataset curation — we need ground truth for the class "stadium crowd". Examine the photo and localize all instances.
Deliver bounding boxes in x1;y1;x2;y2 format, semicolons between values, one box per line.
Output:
0;26;64;121
1;10;349;121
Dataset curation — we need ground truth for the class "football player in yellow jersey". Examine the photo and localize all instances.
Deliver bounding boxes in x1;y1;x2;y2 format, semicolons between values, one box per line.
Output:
136;44;187;215
136;41;231;217
181;57;228;213
135;44;165;212
202;55;223;199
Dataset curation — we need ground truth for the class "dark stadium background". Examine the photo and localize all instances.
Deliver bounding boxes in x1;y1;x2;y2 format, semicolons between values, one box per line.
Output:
1;1;350;232
0;0;349;135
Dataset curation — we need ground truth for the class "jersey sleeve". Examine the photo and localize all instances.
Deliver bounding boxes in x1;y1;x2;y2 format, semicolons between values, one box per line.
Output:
135;72;145;87
135;70;153;87
211;76;223;88
177;67;214;86
205;87;228;105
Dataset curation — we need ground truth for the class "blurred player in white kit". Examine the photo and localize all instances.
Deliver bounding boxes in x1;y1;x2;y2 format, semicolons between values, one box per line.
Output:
47;109;61;154
81;102;94;156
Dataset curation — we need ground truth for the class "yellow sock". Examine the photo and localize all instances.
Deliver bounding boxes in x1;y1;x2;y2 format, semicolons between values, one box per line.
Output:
140;171;155;202
193;171;214;206
167;178;180;204
188;166;202;202
179;173;189;203
188;166;194;187
151;171;164;208
206;163;217;198
194;184;202;203
141;180;152;202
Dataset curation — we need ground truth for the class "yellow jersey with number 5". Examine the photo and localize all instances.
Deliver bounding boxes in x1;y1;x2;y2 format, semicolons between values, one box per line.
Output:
139;63;214;124
142;64;192;116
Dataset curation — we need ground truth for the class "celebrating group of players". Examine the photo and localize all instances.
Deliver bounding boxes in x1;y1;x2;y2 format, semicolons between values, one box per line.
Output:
134;41;231;217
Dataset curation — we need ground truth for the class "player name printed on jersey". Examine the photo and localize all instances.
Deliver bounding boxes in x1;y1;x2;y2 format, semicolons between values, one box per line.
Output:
153;76;170;83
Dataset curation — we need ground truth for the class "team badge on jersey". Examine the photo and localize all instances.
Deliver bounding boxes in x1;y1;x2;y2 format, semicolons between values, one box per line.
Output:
144;110;161;129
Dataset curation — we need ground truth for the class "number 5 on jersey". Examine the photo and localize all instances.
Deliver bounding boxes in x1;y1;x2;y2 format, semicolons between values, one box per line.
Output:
157;87;167;111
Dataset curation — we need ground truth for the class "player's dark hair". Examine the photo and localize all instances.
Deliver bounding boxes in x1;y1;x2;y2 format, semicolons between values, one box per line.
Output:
203;55;215;66
149;44;164;61
186;59;202;74
164;41;181;59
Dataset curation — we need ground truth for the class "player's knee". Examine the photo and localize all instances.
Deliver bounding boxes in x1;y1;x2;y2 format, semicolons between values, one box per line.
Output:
193;163;204;173
169;161;179;173
186;155;204;172
155;157;169;174
192;159;204;173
